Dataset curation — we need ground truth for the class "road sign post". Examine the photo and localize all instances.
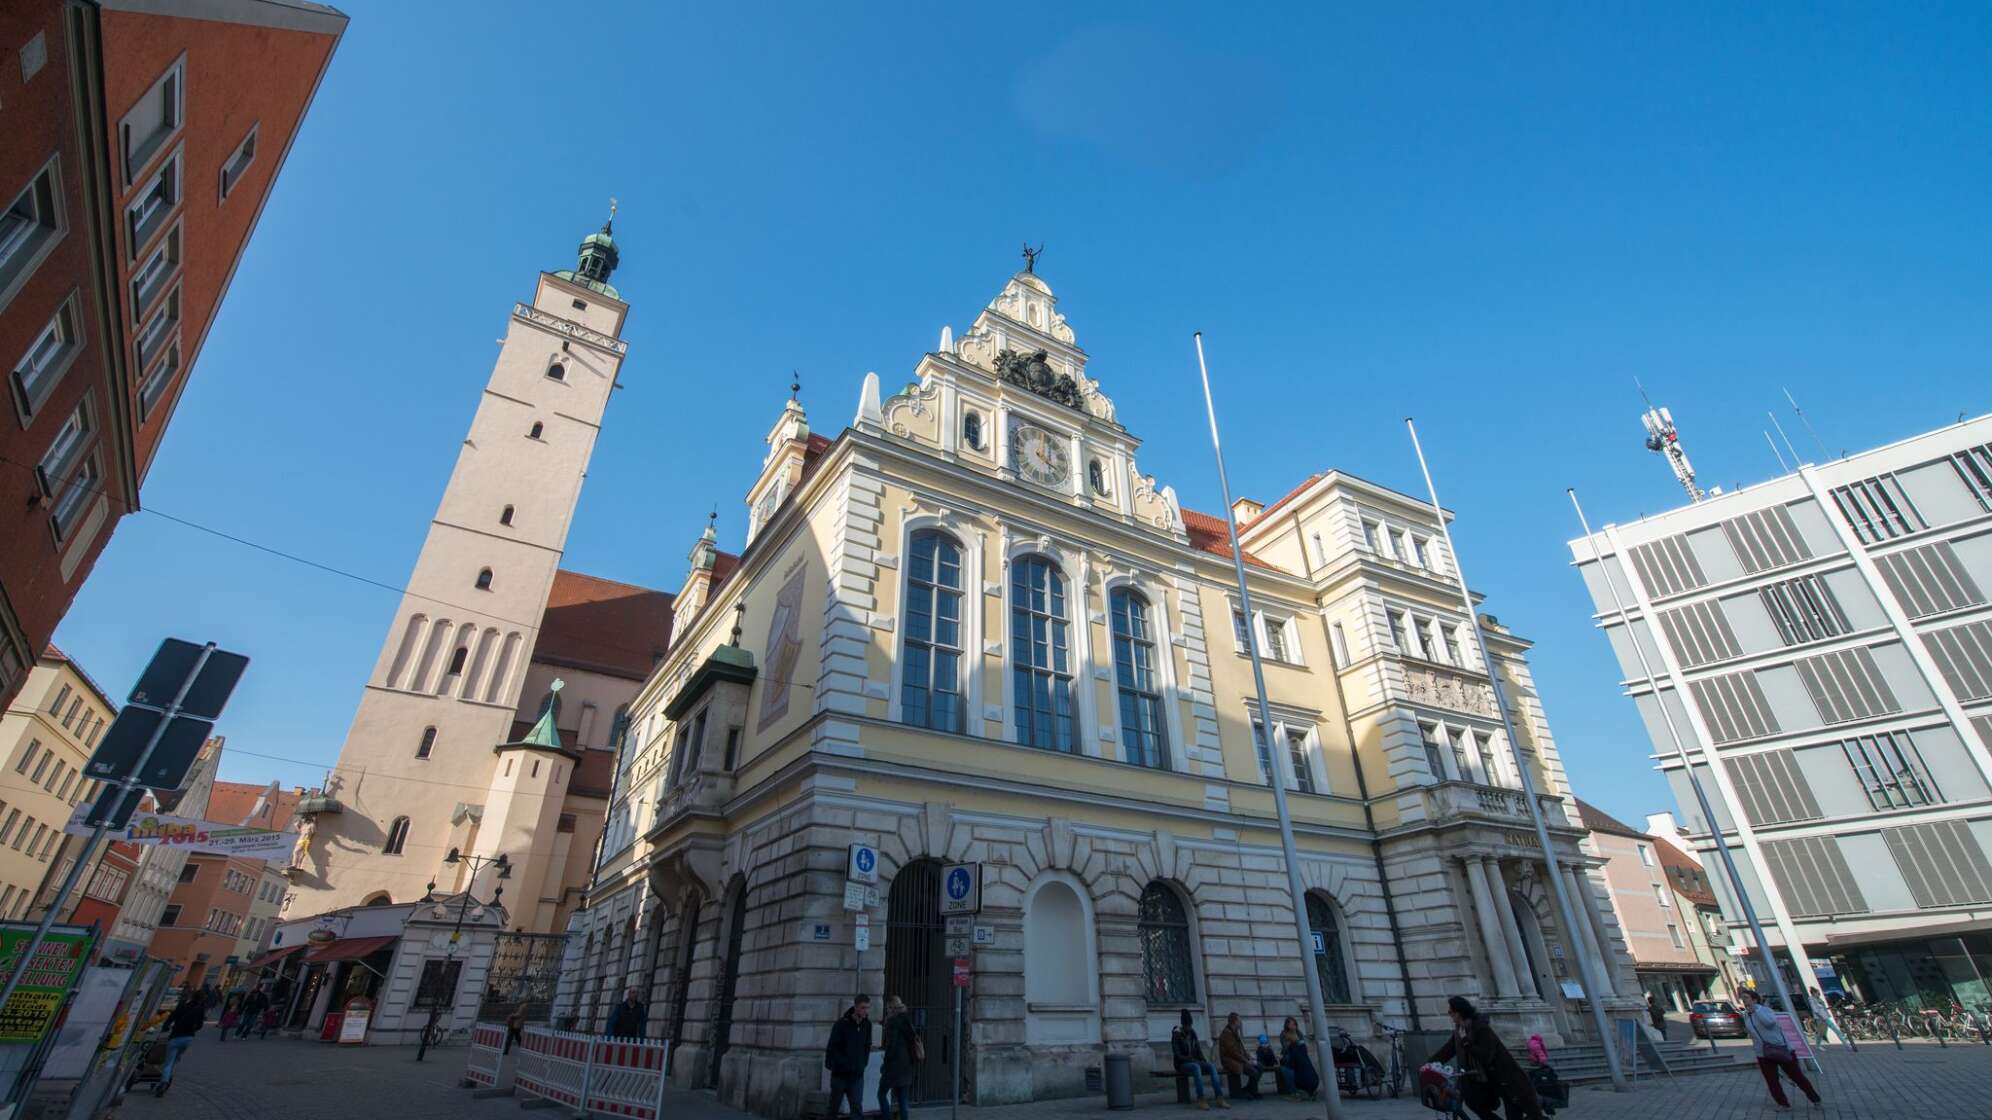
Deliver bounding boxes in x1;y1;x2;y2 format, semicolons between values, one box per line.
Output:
0;640;245;1047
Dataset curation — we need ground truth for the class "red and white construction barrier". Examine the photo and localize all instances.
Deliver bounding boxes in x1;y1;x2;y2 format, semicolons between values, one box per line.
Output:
463;1021;512;1093
510;1026;671;1119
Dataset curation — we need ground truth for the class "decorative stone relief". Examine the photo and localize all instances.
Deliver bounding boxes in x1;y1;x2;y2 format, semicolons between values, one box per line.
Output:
1403;664;1498;717
881;378;942;446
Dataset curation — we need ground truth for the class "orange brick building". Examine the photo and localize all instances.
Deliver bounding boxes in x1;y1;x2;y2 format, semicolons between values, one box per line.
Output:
0;0;346;707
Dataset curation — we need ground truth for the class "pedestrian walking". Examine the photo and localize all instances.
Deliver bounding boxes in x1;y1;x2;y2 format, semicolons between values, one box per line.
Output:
236;987;270;1039
1171;1009;1227;1109
1804;987;1847;1046
1647;992;1666;1035
878;995;919;1120
1216;1012;1263;1099
156;991;208;1096
1278;1017;1319;1098
823;995;872;1120
1428;996;1544;1120
607;987;648;1040
216;991;242;1042
1739;987;1821;1111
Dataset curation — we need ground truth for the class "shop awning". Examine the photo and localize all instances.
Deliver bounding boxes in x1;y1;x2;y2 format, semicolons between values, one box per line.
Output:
304;935;397;962
246;944;304;971
1634;962;1720;975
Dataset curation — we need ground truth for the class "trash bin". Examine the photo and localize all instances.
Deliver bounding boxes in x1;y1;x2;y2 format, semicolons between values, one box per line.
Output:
1104;1052;1133;1109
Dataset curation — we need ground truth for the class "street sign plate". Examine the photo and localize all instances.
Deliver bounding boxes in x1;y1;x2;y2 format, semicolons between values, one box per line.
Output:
944;935;970;955
1310;931;1326;955
945;916;971;936
865;886;880;908
853;912;869;927
972;925;994;946
848;843;879;884
83;708;212;790
843;882;866;911
806;922;834;943
951;958;971;988
128;640;249;720
80;784;145;830
854;926;871;952
940;863;979;914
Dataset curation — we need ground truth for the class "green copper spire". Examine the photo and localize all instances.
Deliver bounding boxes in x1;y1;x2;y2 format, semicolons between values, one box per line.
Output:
554;199;622;299
522;679;565;749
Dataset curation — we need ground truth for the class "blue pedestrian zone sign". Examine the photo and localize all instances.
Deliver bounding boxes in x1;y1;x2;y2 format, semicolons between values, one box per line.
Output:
941;863;980;914
848;843;879;884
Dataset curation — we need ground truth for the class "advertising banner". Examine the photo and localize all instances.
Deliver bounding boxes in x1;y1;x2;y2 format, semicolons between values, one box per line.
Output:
0;925;94;1043
63;802;295;862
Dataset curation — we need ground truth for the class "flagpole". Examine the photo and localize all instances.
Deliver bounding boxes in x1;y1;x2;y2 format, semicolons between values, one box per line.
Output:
1404;419;1628;1090
1194;333;1346;1120
1566;488;1823;1064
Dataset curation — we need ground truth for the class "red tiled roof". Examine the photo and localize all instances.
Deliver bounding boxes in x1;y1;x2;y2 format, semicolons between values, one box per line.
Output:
1241;473;1327;530
538;570;675;681
1575;797;1649;840
1650;834;1719;907
1181;508;1284;571
710;551;742;593
205;781;303;831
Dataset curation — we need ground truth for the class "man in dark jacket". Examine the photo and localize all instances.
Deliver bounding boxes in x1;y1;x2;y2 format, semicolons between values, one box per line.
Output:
824;996;872;1119
236;987;270;1039
607;987;648;1040
156;992;208;1096
1430;996;1543;1120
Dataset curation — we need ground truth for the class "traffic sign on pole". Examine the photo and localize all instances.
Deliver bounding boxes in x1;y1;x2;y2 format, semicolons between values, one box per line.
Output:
951;958;971;988
848;843;878;884
940;863;979;914
82;708;211;790
127;639;248;718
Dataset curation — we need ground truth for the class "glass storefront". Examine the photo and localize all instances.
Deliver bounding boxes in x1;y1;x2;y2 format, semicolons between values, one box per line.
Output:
1836;934;1992;1010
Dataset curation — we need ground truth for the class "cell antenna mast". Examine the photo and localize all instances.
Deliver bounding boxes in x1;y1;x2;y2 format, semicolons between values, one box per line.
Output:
1638;383;1704;503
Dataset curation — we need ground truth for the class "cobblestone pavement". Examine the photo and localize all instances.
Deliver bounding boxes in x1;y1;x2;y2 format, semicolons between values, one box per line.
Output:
105;1036;1984;1120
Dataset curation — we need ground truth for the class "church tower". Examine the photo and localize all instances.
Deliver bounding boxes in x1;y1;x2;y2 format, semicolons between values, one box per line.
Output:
290;216;632;918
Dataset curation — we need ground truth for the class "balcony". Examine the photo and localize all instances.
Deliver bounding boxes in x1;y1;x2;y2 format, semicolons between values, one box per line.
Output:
1425;780;1569;828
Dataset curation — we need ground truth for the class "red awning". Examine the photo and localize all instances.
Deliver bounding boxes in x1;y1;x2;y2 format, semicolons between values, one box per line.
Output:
246;944;304;971
304;935;397;963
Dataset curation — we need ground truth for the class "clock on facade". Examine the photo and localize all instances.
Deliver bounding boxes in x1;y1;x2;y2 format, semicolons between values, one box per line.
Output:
1009;422;1071;488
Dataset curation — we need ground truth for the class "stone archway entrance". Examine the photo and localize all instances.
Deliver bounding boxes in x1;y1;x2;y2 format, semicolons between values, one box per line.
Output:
885;860;951;1104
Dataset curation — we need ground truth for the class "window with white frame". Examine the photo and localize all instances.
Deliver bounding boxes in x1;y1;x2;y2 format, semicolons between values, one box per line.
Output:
1389;528;1409;560
126;152;180;257
1329;622;1349;668
1111;588;1168;770
121;61;183;185
1637;843;1654;867
1476;731;1509;788
1251;722;1277;786
901;531;965;733
1411;535;1432;569
138;341;180;421
1311;532;1327;566
1667;923;1683;949
1285;725;1316;794
1428;617;1456;664
1232;609;1252;650
1450;726;1482;784
11;294;80;421
1011;555;1076;752
135;285;178;372
40;399;99;541
219;124;257;199
1420;722;1449;779
1;161;62;306
130;225;180;323
1361;519;1382;553
1262;613;1293;662
1387;610;1410;654
1235;606;1297;664
1251;720;1317;793
1653;883;1670;908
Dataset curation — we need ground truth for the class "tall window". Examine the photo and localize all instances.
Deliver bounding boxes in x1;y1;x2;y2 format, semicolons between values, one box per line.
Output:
962;411;982;449
1286;727;1316;794
1430;620;1456;664
475;567;493;590
416;727;435;759
383;816;410;855
1262;615;1292;662
1420;722;1449;780
1252;722;1277;785
901;532;964;732
1137;882;1196;1004
1387;611;1410;655
1306;893;1353;1004
1111;589;1167;769
1841;731;1940;810
1361;520;1381;553
1011;556;1075;752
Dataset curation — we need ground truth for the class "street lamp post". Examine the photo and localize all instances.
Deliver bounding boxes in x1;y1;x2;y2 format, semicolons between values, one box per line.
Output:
415;848;509;1062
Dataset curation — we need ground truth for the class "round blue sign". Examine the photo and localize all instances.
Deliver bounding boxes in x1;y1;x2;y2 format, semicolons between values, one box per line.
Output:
946;867;972;900
856;848;876;873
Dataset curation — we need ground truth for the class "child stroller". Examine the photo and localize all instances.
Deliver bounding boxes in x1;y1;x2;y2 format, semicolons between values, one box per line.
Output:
123;1032;170;1094
1330;1028;1386;1098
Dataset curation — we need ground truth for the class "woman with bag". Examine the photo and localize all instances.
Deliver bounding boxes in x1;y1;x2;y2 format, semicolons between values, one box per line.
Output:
878;995;920;1120
1739;988;1821;1110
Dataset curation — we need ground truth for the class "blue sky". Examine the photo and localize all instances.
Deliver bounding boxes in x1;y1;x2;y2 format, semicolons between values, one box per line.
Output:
54;3;1992;826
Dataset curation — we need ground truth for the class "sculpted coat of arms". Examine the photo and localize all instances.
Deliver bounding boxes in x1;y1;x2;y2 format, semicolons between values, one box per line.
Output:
993;348;1083;410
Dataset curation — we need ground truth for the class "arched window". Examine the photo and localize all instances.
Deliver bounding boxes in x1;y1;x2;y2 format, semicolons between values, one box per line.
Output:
1137;882;1196;1004
500;505;514;526
901;531;964;732
528;421;543;439
962;411;983;450
361;891;392;906
1025;878;1090;1005
1089;459;1107;495
382;817;410;855
447;646;468;676
1011;556;1075;752
415;726;435;759
1306;892;1353;1005
1111;589;1168;769
546;361;566;382
475;567;493;590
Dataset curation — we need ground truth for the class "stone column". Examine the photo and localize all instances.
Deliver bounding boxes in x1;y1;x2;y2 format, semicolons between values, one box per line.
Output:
1487;860;1537;999
1463;857;1521;997
1562;865;1615;997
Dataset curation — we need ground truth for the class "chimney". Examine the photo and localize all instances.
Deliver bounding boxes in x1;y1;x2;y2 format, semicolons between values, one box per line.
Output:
1230;497;1264;524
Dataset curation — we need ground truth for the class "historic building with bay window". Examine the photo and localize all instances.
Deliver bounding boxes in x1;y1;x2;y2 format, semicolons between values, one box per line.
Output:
558;262;1640;1117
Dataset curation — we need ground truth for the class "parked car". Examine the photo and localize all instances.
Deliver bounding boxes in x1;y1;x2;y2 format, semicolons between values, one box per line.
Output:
1689;1000;1746;1039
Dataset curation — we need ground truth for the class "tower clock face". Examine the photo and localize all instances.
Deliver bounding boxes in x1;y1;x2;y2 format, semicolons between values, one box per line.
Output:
1010;422;1071;488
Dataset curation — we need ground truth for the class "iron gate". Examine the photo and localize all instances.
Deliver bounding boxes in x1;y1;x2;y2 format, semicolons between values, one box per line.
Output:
885;860;952;1105
478;932;567;1023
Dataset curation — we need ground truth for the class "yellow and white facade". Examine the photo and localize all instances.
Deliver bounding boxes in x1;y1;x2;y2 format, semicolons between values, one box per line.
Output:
562;267;1640;1116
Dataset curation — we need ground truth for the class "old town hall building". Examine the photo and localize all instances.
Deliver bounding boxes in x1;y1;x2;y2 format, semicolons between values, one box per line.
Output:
555;263;1640;1116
